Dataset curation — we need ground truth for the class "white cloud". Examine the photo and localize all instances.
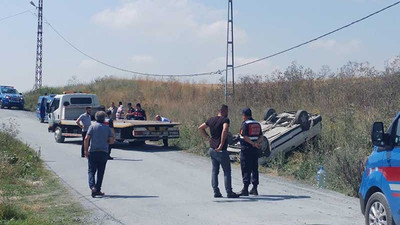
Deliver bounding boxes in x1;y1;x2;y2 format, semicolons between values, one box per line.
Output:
309;39;361;54
92;0;247;43
79;59;98;68
131;55;156;64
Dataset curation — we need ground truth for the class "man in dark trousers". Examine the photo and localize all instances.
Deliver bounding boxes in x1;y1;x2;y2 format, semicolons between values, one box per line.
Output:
198;104;239;198
84;111;115;197
239;108;264;196
76;107;92;158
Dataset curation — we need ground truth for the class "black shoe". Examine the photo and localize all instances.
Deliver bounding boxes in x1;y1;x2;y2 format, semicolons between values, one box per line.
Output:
227;192;240;198
81;155;85;158
239;189;249;196
214;192;223;198
91;188;97;198
108;157;114;160
249;186;258;195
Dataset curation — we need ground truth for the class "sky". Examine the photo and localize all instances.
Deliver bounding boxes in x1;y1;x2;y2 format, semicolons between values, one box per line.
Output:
1;0;399;92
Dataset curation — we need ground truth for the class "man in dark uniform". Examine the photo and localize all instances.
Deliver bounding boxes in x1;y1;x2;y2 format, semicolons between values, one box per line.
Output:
239;108;263;196
133;103;146;120
198;104;239;198
126;103;135;120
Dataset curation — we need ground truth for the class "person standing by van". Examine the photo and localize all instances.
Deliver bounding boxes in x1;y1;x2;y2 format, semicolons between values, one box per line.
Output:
76;107;92;158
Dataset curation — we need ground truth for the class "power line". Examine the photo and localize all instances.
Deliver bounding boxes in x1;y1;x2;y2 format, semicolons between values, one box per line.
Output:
0;10;30;23
45;22;220;77
36;0;400;77
233;1;400;70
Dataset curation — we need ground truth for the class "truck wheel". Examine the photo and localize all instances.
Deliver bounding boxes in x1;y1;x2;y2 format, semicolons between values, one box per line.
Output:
264;108;276;121
54;127;65;143
365;192;394;225
294;110;310;130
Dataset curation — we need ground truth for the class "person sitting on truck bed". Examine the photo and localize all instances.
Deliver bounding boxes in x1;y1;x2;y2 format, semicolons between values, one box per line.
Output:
116;102;125;120
76;107;92;158
133;103;146;120
155;115;170;122
84;111;115;198
126;103;135;120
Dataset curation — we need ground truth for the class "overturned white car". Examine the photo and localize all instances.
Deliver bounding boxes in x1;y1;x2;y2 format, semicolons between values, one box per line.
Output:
228;109;322;158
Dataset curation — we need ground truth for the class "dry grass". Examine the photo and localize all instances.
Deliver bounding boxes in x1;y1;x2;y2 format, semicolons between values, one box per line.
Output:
24;57;400;196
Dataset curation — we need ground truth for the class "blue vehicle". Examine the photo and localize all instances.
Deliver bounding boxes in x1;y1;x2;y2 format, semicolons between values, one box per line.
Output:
36;94;55;123
0;86;24;110
359;113;400;225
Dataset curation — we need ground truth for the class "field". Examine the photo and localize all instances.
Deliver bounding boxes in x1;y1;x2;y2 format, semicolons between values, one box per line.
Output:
24;57;400;196
0;120;85;225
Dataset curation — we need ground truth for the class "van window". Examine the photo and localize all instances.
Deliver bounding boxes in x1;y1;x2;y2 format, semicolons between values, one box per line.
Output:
70;97;92;105
51;98;60;111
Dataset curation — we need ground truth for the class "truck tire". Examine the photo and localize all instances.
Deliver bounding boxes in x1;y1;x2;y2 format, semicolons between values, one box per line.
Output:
264;108;276;121
365;192;394;225
54;127;65;143
294;110;310;130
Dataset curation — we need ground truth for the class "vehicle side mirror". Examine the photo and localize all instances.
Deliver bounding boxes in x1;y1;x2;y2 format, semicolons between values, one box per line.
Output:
19;93;22;95
63;101;70;107
371;122;386;147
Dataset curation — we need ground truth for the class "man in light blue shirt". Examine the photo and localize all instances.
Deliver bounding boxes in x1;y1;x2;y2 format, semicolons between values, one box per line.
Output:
76;107;92;158
155;115;170;122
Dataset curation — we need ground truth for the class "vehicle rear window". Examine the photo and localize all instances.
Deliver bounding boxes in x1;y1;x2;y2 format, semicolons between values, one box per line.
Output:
70;97;92;105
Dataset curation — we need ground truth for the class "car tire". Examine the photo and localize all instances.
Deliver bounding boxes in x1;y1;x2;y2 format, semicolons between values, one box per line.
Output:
294;110;310;130
54;127;65;143
365;192;394;225
264;108;276;121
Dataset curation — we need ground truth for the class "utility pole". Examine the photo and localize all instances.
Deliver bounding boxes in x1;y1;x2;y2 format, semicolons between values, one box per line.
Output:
31;0;43;90
225;0;235;102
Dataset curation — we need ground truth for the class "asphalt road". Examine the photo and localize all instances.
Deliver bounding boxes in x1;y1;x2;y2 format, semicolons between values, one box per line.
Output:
0;109;364;225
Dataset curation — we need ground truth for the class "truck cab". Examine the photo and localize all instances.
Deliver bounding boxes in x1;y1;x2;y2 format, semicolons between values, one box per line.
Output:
47;93;101;137
0;86;24;110
359;113;400;225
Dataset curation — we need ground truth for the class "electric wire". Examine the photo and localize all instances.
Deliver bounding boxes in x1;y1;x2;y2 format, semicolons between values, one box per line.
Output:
31;1;400;77
0;10;30;23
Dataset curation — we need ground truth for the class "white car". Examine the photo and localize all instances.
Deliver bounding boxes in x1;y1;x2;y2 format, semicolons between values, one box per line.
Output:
228;109;322;158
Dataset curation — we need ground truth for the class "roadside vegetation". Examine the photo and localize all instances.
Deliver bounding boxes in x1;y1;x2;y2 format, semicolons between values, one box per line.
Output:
24;56;400;197
0;120;85;225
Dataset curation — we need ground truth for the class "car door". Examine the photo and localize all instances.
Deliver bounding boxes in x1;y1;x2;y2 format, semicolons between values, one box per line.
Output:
382;119;400;222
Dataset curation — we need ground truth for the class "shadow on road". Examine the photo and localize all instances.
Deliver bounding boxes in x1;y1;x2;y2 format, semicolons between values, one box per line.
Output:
214;194;310;203
103;195;159;199
62;140;182;153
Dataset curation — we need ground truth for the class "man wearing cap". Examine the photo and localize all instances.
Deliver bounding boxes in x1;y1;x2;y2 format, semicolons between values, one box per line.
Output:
133;103;147;120
239;108;264;196
198;104;239;198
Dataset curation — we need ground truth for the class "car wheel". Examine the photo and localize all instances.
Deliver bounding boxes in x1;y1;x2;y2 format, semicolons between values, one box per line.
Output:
264;108;276;121
294;110;310;130
365;192;394;225
54;127;65;143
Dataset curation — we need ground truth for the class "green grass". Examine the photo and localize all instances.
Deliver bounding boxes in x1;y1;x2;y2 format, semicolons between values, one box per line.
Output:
0;123;85;225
